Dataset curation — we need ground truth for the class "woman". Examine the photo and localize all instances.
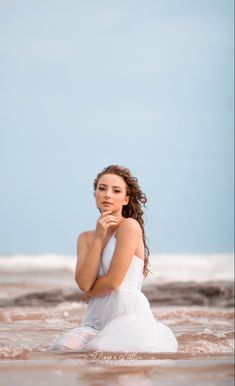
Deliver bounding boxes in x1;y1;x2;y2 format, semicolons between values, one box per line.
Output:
51;165;178;353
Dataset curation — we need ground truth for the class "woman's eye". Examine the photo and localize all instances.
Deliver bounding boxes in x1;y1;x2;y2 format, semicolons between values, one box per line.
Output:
114;190;121;193
98;187;105;191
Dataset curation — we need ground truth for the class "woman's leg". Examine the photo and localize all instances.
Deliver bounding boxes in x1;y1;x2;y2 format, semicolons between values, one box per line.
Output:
51;326;98;352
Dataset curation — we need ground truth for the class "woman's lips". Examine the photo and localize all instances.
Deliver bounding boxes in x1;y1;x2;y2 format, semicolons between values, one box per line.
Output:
102;202;113;205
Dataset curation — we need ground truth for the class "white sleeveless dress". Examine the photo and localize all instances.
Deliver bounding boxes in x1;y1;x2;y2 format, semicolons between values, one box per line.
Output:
51;235;178;353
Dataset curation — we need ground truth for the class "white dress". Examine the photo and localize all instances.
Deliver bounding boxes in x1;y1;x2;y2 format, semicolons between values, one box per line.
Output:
51;235;178;353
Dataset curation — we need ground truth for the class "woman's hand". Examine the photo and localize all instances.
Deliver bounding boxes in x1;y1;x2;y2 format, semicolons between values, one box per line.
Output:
95;210;118;239
82;292;90;303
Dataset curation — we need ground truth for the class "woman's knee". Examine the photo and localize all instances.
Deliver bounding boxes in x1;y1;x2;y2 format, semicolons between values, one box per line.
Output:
50;343;70;352
51;327;97;351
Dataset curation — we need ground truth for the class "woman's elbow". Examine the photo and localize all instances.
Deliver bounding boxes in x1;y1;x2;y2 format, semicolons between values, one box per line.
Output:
76;281;91;292
108;273;122;290
74;274;92;292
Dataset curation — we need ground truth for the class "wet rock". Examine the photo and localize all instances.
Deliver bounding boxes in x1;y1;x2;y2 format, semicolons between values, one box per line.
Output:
0;281;233;308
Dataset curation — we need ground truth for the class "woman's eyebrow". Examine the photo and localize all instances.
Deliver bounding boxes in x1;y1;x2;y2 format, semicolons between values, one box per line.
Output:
99;183;122;189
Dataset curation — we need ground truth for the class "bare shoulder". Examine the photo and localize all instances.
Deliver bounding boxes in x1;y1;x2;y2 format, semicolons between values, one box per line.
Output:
77;230;95;247
118;218;142;237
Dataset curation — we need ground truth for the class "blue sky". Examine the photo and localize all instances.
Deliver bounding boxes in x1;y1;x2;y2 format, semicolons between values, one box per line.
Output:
0;0;234;254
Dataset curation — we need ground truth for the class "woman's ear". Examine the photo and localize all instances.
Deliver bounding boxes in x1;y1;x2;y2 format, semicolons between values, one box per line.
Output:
125;194;130;205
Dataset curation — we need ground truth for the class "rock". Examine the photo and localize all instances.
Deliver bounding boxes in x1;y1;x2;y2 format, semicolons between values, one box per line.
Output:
0;281;233;308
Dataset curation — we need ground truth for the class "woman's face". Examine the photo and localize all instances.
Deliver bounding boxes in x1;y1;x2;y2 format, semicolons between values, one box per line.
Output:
95;173;129;213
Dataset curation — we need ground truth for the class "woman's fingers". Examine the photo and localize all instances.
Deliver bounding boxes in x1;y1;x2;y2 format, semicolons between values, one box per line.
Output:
104;215;118;221
99;210;118;224
100;210;112;216
82;293;90;303
102;216;118;225
95;210;118;238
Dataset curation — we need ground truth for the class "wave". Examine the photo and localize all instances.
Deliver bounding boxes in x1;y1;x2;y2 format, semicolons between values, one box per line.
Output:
0;253;233;283
0;339;234;359
178;331;234;354
0;305;233;359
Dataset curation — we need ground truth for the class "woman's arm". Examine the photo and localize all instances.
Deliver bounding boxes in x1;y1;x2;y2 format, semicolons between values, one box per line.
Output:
75;233;103;292
75;210;118;292
84;274;115;298
85;218;142;298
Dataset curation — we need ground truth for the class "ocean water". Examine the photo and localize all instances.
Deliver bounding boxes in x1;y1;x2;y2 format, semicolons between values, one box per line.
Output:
0;252;233;282
0;253;234;385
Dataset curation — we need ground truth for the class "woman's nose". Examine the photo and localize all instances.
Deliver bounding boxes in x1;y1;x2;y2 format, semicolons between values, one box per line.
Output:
104;190;111;198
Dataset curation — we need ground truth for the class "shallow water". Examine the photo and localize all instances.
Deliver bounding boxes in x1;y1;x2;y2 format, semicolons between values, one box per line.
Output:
0;255;234;385
0;303;234;385
0;303;234;359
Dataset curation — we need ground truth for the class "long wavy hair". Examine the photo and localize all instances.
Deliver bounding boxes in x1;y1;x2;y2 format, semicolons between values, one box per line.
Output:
93;165;152;278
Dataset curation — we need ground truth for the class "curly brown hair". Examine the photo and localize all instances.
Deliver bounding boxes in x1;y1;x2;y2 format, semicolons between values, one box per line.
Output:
93;165;152;278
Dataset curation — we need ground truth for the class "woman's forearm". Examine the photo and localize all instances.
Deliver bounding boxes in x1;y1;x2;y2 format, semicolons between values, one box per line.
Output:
85;274;114;298
75;235;103;292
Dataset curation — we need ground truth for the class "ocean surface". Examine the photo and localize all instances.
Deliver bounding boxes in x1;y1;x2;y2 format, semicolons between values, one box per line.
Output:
0;253;234;386
0;252;233;279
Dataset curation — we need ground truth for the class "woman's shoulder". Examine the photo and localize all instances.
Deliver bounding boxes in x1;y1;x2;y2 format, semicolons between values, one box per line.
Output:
118;217;142;236
77;230;95;245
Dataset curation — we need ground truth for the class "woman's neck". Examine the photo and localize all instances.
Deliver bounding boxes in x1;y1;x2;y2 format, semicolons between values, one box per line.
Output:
112;211;124;225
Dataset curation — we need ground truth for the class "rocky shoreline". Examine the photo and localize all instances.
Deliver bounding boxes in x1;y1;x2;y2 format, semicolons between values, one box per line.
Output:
0;281;233;308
